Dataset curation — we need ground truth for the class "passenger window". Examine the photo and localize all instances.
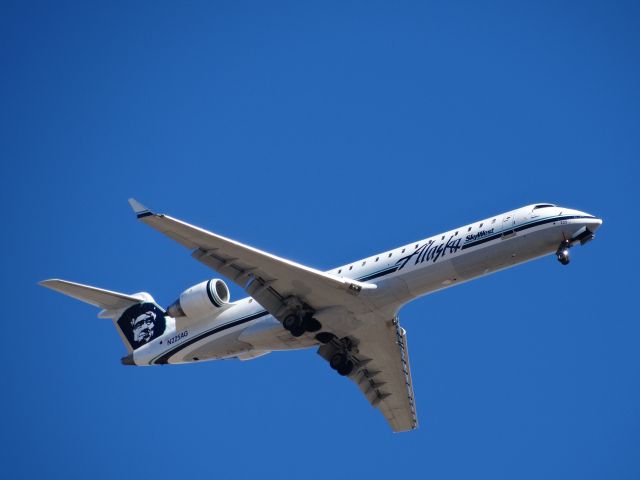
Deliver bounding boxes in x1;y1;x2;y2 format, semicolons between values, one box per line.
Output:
338;269;342;274
375;257;379;262
467;227;471;232
492;218;496;224
388;253;392;258
349;266;353;270
455;231;458;236
441;235;445;240
362;261;366;266
480;223;483;228
415;244;419;249
402;248;405;253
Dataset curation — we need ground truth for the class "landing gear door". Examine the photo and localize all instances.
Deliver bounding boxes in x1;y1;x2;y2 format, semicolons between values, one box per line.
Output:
501;213;516;239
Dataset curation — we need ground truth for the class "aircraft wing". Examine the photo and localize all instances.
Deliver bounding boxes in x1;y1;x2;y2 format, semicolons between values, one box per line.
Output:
318;316;418;432
128;199;376;320
129;199;417;431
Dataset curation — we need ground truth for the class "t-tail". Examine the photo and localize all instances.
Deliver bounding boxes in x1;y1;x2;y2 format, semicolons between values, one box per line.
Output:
39;279;169;362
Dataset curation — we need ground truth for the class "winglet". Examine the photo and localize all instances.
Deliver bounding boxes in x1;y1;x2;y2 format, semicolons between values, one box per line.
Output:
128;198;153;218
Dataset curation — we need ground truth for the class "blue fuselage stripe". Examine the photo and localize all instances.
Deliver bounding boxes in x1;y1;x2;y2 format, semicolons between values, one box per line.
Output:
461;215;592;250
152;311;269;364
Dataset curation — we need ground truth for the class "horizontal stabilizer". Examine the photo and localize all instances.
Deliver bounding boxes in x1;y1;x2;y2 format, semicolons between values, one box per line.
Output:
39;279;143;310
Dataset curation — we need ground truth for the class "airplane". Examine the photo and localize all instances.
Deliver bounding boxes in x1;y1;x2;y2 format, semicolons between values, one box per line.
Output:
40;201;602;432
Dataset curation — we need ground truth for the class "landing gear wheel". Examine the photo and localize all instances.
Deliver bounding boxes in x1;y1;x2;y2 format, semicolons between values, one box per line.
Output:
284;313;322;337
330;352;346;370
283;314;299;331
557;249;570;265
329;352;354;376
290;325;305;337
337;360;354;376
303;317;322;332
556;239;571;266
315;332;336;344
283;314;305;337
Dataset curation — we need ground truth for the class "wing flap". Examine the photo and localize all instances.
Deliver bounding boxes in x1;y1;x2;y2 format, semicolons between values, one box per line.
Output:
129;200;376;321
127;200;418;431
343;317;418;432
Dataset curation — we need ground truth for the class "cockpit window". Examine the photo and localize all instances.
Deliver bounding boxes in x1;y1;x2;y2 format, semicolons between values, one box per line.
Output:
533;204;556;210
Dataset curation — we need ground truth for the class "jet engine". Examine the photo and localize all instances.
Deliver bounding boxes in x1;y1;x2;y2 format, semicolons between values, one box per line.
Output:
167;279;231;320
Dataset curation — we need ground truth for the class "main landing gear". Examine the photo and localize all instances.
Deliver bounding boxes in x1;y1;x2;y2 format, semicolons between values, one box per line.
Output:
281;302;355;377
556;239;570;265
329;351;354;376
283;313;322;337
318;335;356;376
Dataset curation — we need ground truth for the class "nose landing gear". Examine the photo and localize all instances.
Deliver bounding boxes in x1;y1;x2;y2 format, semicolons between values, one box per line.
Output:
556;239;570;265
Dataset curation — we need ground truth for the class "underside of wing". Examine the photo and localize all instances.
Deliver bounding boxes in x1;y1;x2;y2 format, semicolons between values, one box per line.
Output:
318;315;418;432
129;199;376;324
129;200;417;432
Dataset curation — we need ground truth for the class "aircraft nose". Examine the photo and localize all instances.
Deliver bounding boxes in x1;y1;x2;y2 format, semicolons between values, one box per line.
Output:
581;212;603;232
590;216;603;231
568;211;603;245
562;208;603;244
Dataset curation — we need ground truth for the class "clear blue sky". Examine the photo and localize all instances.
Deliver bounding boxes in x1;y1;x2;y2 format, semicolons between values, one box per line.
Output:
2;1;638;479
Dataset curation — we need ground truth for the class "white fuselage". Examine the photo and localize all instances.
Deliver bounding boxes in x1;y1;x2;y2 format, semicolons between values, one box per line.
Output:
131;204;602;366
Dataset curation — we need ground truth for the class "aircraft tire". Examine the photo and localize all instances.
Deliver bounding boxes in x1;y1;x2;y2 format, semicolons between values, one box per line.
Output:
557;248;570;265
303;317;322;332
330;352;347;371
290;325;305;337
283;314;300;332
337;360;354;376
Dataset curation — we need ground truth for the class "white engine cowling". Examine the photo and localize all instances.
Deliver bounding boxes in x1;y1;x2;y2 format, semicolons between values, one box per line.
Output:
167;279;230;320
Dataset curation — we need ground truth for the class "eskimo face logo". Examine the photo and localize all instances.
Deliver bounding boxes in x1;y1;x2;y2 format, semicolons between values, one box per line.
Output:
118;303;166;349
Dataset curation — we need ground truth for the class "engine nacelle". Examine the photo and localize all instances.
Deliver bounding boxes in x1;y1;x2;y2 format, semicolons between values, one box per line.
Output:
167;279;230;320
